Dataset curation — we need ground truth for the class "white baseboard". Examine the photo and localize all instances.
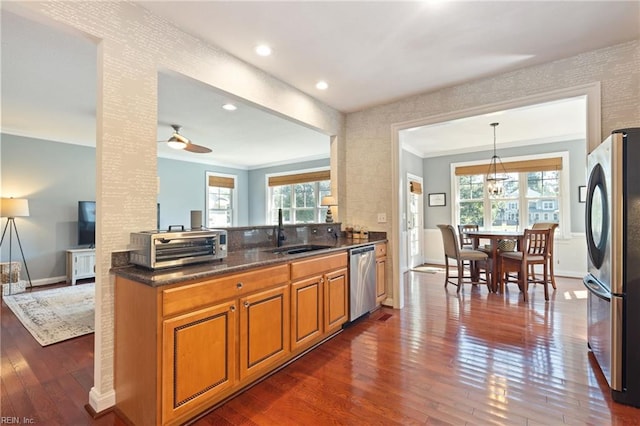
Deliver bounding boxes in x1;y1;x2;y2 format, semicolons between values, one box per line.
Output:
30;275;67;287
418;258;584;279
89;387;116;414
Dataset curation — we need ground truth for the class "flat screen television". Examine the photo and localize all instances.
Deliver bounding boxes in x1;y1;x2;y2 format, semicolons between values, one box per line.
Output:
78;201;96;247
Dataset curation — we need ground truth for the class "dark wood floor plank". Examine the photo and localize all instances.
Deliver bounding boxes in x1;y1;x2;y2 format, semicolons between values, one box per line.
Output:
1;378;16;417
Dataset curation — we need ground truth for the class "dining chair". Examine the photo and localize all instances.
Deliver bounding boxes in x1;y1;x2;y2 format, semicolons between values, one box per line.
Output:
457;224;495;273
438;224;490;293
531;222;559;289
499;228;552;302
457;224;478;250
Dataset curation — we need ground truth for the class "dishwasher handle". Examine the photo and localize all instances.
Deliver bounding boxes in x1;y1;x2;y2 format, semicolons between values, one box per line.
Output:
350;245;375;256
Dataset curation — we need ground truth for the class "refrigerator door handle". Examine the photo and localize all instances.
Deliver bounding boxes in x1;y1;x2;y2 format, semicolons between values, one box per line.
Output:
583;276;610;301
611;295;623;392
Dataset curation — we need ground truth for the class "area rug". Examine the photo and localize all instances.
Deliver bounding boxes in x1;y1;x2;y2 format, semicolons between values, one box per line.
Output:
412;265;445;274
2;283;94;346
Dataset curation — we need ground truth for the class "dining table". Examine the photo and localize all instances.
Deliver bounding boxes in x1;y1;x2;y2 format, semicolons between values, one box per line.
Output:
464;230;525;293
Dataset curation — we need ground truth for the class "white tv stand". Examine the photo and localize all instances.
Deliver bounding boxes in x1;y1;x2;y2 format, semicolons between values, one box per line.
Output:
66;248;96;285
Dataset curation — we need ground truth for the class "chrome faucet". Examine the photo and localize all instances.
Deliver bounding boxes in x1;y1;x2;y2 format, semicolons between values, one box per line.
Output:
277;208;286;247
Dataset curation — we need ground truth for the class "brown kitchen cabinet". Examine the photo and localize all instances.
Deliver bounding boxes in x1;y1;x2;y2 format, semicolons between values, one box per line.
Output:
323;266;348;334
161;301;237;424
115;264;289;426
375;243;387;304
115;252;351;426
239;284;290;380
291;275;323;351
290;252;348;350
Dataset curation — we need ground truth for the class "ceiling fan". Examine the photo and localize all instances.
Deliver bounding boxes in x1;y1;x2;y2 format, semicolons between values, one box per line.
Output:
159;124;212;154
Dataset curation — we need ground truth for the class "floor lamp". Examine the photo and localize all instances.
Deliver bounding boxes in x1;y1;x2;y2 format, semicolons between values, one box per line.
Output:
1;198;32;293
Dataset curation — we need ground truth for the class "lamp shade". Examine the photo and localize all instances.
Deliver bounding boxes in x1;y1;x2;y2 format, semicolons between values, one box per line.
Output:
321;196;337;206
1;198;30;218
167;134;187;150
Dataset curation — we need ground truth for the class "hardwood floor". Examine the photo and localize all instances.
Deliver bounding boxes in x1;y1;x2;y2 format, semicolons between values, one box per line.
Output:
1;283;124;425
2;273;640;425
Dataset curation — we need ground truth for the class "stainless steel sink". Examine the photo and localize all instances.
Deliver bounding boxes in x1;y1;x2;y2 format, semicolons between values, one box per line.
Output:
270;244;333;255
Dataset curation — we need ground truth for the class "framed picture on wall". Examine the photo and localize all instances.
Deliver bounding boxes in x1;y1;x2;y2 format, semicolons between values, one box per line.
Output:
428;193;446;207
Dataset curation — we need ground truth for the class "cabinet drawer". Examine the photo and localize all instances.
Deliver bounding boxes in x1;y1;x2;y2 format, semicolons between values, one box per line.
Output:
163;264;289;317
290;252;347;280
375;243;387;258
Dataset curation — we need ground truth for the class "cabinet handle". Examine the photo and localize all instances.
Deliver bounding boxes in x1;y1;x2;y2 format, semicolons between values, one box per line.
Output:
230;305;236;312
237;282;243;289
244;301;250;308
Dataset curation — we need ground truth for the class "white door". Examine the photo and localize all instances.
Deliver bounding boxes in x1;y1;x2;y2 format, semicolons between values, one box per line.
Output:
407;174;424;268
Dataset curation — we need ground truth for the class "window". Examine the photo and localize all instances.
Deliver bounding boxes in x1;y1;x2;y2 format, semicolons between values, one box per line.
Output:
490;173;520;231
454;155;564;232
206;173;236;227
527;170;560;227
267;169;331;224
458;174;485;227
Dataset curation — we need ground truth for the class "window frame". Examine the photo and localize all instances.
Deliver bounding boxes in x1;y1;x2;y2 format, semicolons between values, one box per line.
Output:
451;151;571;238
205;171;238;228
265;167;331;225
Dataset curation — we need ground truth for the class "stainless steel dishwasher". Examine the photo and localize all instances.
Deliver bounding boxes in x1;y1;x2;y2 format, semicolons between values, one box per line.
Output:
349;244;376;322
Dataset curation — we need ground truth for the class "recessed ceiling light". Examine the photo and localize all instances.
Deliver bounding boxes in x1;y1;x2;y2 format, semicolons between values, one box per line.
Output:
316;81;329;90
222;103;237;111
255;44;272;57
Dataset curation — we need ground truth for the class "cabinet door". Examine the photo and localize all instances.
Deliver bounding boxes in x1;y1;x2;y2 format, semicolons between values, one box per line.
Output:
324;267;348;334
162;301;236;424
291;276;323;351
77;252;94;277
376;257;386;303
239;284;290;380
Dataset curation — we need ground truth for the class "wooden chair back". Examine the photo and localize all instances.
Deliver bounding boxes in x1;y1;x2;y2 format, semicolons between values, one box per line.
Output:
531;222;557;249
530;222;559;288
522;228;552;259
457;224;478;249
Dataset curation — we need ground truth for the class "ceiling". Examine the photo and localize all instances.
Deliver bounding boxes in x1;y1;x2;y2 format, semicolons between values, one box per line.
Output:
138;1;639;113
1;2;639;167
400;96;588;158
0;9;329;170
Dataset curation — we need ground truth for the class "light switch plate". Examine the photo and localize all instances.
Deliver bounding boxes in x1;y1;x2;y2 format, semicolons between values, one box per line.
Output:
377;213;387;223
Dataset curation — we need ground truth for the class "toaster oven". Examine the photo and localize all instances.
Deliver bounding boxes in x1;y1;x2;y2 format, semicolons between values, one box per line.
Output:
130;227;227;270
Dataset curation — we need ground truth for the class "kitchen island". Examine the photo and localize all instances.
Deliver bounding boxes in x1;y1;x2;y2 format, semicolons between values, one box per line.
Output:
113;232;386;426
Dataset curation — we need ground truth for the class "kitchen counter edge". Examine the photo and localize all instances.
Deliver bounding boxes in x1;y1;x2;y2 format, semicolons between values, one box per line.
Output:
111;237;387;287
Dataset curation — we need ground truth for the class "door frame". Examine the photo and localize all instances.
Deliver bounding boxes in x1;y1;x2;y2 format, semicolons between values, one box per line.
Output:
390;82;601;309
406;173;424;269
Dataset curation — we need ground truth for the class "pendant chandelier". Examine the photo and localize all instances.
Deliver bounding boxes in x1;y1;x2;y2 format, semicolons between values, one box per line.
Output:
485;122;508;197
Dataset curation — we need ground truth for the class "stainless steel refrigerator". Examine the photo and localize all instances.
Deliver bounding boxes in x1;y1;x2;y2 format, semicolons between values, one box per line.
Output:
584;127;640;407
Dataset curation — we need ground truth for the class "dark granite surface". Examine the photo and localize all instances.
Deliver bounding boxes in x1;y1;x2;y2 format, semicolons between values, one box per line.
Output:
112;235;387;287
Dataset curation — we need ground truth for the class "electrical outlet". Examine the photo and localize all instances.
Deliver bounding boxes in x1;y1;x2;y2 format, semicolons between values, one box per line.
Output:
377;213;387;223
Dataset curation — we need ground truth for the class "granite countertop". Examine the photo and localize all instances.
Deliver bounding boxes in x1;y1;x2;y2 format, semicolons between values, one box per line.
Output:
112;236;386;287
